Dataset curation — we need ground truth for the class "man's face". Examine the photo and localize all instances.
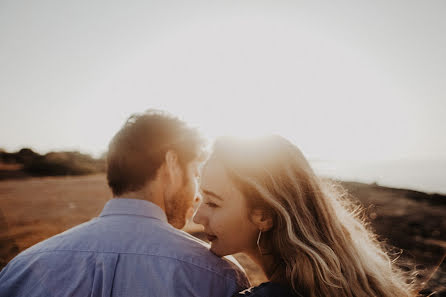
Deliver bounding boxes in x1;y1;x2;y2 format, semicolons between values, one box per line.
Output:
164;159;201;229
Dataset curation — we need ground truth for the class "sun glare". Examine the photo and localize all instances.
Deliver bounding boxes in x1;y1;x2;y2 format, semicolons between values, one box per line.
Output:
1;2;443;163
86;13;423;162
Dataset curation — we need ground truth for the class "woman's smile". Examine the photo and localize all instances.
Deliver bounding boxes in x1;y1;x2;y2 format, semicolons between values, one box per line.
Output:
206;233;218;242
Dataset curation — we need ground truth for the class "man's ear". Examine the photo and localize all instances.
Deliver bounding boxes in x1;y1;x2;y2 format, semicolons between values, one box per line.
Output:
250;209;274;232
165;150;180;180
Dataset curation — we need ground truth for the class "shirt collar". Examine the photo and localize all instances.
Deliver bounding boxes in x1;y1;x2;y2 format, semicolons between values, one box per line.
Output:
100;198;168;223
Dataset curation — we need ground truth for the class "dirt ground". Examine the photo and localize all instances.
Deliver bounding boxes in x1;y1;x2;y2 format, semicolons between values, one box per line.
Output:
0;174;445;295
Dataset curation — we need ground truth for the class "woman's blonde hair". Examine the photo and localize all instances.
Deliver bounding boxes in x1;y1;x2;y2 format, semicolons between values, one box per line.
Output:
211;135;417;297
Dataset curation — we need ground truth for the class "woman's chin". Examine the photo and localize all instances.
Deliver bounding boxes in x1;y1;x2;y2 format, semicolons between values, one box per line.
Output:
209;246;222;257
210;244;235;257
210;245;227;257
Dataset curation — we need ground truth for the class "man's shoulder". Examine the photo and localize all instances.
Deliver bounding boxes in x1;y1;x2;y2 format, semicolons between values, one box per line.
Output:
10;217;246;280
13;218;99;258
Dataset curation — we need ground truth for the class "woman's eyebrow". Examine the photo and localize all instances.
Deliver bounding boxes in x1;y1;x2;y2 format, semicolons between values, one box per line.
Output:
201;189;224;201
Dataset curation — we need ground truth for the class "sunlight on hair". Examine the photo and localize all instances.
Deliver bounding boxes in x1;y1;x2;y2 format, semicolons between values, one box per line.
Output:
209;135;418;297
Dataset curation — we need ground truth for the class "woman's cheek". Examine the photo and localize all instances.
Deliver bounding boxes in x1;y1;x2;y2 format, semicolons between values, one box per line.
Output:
212;213;227;237
211;213;222;234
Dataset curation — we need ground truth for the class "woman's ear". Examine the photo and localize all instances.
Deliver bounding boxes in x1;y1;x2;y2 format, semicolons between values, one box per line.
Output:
250;209;274;232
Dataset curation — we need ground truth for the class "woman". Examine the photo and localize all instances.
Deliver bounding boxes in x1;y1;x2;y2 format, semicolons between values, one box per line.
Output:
193;135;418;297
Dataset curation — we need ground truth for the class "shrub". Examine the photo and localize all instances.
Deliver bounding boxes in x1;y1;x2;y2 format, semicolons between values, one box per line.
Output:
23;151;105;177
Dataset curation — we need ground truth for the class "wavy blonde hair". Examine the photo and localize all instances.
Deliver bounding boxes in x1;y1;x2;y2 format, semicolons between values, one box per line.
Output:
212;135;418;297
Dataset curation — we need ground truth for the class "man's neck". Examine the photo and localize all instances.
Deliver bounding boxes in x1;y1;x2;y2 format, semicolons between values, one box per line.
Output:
117;180;165;212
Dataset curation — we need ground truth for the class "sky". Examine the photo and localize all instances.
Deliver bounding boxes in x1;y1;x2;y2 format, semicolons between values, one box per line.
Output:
1;0;445;161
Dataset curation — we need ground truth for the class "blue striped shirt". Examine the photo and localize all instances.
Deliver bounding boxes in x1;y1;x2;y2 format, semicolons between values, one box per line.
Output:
0;198;249;297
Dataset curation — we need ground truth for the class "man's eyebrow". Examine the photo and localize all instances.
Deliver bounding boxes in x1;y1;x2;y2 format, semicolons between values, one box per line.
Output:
201;189;224;201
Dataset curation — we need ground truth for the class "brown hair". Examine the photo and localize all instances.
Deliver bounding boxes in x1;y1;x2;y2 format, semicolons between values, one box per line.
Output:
107;109;205;196
211;135;417;297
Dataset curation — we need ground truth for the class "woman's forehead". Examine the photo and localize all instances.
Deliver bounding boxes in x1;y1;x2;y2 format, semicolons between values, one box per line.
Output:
202;159;227;185
201;159;242;200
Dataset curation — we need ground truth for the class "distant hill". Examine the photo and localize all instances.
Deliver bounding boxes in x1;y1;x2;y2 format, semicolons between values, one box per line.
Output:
0;148;105;180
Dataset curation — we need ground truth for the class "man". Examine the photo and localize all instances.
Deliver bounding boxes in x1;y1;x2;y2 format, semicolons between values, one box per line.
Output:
0;110;249;297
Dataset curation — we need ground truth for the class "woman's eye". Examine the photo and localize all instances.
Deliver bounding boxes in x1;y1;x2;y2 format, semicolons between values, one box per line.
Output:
206;202;219;208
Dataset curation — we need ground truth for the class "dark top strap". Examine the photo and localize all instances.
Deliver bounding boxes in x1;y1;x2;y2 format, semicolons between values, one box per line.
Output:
233;282;301;297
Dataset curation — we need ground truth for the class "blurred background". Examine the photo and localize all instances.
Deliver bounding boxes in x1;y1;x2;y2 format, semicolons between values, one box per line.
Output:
1;0;445;295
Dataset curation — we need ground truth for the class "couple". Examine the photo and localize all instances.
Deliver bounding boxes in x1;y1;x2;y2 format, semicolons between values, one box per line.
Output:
0;110;416;297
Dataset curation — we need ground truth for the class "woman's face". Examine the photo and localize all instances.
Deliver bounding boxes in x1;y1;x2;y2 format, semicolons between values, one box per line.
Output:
193;158;259;257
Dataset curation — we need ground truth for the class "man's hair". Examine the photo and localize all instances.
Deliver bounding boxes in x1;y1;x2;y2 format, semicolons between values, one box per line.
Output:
107;109;205;196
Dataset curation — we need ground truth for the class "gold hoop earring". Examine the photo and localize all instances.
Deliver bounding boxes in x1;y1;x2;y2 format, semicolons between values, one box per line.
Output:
257;230;261;246
257;230;273;256
257;230;265;256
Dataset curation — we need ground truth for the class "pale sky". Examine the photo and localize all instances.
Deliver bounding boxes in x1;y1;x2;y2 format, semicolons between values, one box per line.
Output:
1;0;445;161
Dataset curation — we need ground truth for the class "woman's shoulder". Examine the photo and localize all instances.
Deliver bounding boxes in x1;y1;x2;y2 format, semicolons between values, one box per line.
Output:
233;282;301;297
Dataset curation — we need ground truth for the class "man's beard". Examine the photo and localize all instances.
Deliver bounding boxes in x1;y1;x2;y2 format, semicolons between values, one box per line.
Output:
165;185;193;229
